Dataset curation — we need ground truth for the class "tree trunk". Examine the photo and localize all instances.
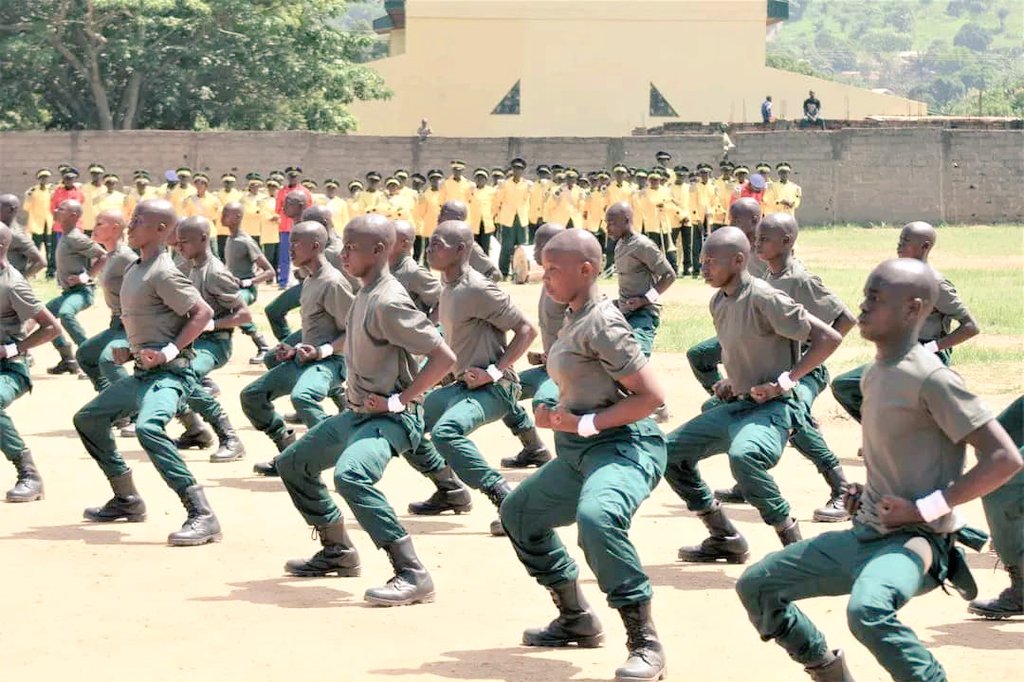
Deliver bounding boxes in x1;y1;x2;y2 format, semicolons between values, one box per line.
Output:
118;70;143;130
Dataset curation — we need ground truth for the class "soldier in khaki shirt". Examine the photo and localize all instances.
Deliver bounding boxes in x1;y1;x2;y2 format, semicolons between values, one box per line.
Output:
0;194;46;279
832;221;980;422
666;227;842;563
74;198;221;547
172;217;253;464
243;221;352;475
407;220;538;536
500;222;565;469
46;199;108;376
390;220;441;319
737;258;1021;682
277;215;458;607
221;202;275;364
439;200;502;282
0;223;61;503
501;229;669;682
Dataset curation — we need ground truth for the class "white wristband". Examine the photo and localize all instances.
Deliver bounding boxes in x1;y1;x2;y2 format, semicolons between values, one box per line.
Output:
915;490;952;523
79;273;91;284
318;343;334;359
203;319;216;332
644;287;661;303
241;278;253;288
387;394;405;413
922;340;939;354
577;413;600;438
486;364;504;382
160;343;180;361
2;343;19;358
776;371;796;392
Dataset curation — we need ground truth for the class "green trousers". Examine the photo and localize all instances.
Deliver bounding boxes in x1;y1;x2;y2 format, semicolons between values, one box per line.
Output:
239;285;260;336
47;284;94;348
265;282;302;341
832;348;952;423
73;362;199;493
498;215;527;278
0;358;31;459
184;333;232;422
625;306;659;358
501;420;666;608
419;379;528;490
666;395;807;526
686;336;722;392
240;354;345;440
736;524;946;681
278;407;436;547
76;317;129;392
983;396;1024;566
501;366;559;432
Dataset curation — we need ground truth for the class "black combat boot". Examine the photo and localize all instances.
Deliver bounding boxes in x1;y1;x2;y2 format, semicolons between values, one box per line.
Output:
483;479;511;537
200;375;221;398
47;345;82;376
364;535;435;606
83;470;146;522
6;450;44;503
776;518;803;546
677;501;750;564
284;522;361;577
208;412;246;463
968;565;1023;619
283;412;302;425
713;482;746;504
813;466;851;522
167;485;222;546
248;331;271;365
522;580;604;647
407;465;473;515
614;601;666;681
652;404;670;424
500;427;552;468
174;409;215;450
805;649;855;681
252;429;296;476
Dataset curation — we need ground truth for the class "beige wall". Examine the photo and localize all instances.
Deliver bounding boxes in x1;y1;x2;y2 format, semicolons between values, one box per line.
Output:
349;0;926;136
2;129;1019;226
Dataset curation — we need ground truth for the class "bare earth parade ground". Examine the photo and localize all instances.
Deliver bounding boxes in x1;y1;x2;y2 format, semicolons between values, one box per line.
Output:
2;225;1021;681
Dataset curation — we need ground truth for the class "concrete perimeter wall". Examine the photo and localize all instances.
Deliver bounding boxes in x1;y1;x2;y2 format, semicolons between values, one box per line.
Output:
1;129;1021;225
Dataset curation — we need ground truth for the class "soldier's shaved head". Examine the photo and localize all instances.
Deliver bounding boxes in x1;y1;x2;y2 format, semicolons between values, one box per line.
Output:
605;201;633;239
135;198;176;227
434;219;473;246
729;197;763;242
902;221;936;244
533;222;566;260
393;219;415;243
758;212;798;240
438;200;468;223
544;229;603;270
869;258;939;308
346;214;396;251
0;193;19;212
97;209;126;228
897;221;938;261
292;220;329;248
301;205;333;231
178;216;212;238
703;225;751;257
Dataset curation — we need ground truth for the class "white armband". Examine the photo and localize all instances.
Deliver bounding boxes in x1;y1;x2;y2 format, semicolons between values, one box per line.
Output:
160;343;180;362
2;343;19;359
387;394;405;413
577;413;600;438
203;319;216;332
776;371;796;392
486;364;504;383
318;344;334;359
922;340;939;354
78;272;90;285
915;490;952;523
644;287;661;303
241;278;253;288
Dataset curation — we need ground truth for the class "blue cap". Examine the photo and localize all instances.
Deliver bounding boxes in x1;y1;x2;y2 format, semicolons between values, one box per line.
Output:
164;170;179;183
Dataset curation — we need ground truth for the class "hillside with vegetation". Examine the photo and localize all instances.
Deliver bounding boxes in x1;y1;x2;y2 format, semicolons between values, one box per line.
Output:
768;0;1023;117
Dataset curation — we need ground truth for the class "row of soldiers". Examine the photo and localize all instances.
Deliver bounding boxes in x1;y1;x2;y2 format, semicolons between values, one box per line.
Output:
17;153;802;283
0;178;1019;682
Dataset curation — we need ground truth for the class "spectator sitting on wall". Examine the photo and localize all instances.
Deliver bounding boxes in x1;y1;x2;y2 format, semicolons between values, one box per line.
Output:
417;118;433;140
801;90;825;130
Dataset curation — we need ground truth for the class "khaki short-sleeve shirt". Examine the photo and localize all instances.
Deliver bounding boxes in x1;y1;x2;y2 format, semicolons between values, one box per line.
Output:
468;243;500;281
614;232;673;304
858;344;992;535
100;242;139;317
120;251;201;352
300;262;354;349
223;232;262;279
8;224;40;276
547;296;647;413
920;274;971;342
189;256;243;320
57;228;105;290
538;288;569;354
764;258;849;327
392;254;441;313
712;272;812;395
344;273;444;411
0;265;43;343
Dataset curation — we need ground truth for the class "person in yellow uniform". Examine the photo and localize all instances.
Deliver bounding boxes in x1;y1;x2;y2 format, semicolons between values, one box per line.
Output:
215;172;243;243
183;173;225;255
756;163;774;194
23;169;53;254
322;179;350;234
395;169;419;214
80;164;106;235
167;167;197;216
528;165;553;243
632;168;677;273
710;161;735;231
467;168;499;257
583;169;610;255
490;167;506;189
359;172;388;215
549;168;584;229
260;177;282;265
413;170;444;264
494;157;531;278
655;151;676;185
764;162;802;216
385;176;417;226
347;180;365;219
240;173;267;244
125;171;157;221
439;160;473;206
304;179;327;207
408;173;426;239
690;163;717;279
93;174;127;219
669;165;694;275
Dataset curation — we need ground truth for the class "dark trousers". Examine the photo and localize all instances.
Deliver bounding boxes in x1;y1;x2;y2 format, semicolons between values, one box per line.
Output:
413;236;426;263
646;232;678;273
277;233;291;287
498;216;527;278
680;225;695;274
475;227;492;255
46;232;61;277
528;222;540;244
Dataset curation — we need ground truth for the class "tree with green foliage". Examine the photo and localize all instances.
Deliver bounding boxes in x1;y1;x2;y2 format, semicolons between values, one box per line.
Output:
954;22;995;51
0;0;389;132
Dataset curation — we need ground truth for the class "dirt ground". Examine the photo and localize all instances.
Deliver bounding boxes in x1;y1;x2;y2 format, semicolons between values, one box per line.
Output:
1;279;1020;682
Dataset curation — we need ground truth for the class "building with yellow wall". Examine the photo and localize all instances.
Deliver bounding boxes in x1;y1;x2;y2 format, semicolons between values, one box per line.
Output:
350;0;926;137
